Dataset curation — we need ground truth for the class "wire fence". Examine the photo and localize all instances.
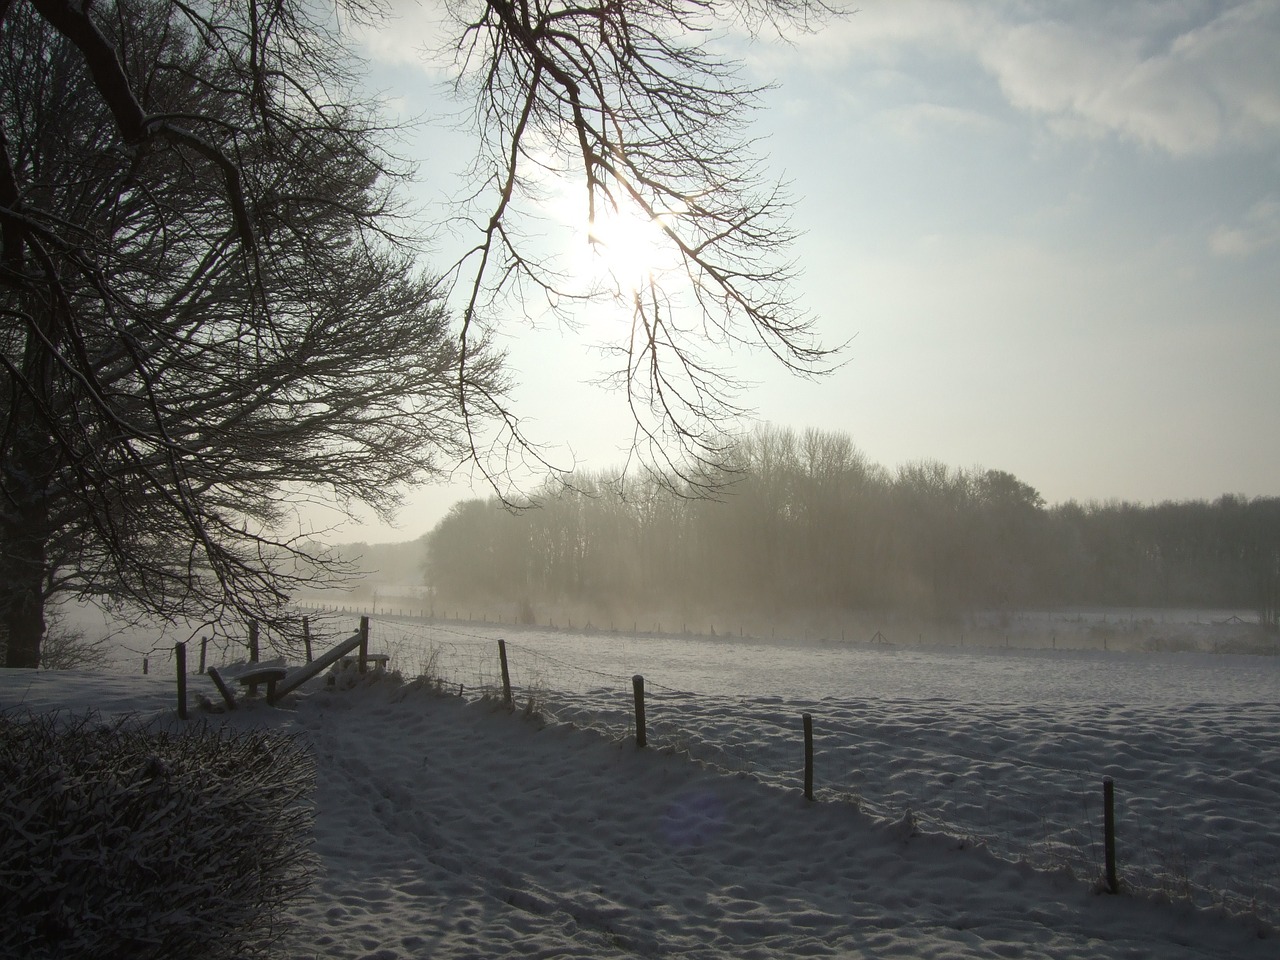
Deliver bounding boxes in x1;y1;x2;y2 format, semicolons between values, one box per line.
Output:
70;600;1280;932
349;614;1280;929
120;611;1250;930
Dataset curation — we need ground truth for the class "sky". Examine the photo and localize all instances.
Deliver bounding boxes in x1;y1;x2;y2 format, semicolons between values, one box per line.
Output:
313;0;1280;544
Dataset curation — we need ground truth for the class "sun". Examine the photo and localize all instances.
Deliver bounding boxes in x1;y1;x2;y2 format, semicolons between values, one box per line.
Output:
578;200;682;298
546;180;686;307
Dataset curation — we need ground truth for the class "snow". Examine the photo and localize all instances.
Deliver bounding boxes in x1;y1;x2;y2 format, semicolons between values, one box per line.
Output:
2;615;1278;959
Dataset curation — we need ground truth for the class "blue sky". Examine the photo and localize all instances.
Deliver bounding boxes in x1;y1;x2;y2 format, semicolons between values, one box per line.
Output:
318;0;1280;542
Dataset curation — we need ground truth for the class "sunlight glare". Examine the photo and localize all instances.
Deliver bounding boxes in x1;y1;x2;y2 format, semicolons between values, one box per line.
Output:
579;201;682;298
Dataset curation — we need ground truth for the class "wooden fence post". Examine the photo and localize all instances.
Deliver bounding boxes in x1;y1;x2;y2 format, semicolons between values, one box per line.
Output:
303;617;313;663
359;615;369;673
143;656;148;675
244;621;264;695
175;642;187;721
1103;777;1119;894
198;636;208;674
498;639;513;709
633;675;647;748
803;713;814;801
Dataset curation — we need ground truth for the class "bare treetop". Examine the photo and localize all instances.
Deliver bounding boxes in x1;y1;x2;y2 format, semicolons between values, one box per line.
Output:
1;0;509;664
1;0;840;666
447;0;842;491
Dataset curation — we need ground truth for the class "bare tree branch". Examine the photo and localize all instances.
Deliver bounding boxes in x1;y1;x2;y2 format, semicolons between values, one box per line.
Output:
446;0;843;491
0;0;511;665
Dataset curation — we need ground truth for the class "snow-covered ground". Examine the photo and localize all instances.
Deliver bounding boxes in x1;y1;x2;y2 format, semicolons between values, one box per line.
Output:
2;611;1277;959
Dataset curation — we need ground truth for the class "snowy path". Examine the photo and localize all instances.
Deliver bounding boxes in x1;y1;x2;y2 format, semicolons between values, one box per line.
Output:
3;666;1274;959
280;682;1274;960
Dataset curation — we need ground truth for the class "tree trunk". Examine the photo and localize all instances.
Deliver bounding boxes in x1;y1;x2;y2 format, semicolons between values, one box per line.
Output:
1;427;52;669
1;565;46;669
2;272;61;668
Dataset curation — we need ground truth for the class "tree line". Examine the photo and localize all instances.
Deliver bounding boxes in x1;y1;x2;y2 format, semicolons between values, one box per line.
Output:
423;426;1280;628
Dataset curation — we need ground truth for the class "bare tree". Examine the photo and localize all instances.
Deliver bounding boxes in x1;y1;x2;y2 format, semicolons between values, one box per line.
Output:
446;0;841;492
1;0;509;666
1;0;839;667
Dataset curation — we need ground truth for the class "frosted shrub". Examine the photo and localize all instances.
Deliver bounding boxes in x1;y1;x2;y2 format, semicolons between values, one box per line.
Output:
0;712;315;960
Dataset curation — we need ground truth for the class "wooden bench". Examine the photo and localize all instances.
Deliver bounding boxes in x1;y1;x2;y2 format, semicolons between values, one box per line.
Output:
338;652;389;671
204;630;373;709
207;659;288;710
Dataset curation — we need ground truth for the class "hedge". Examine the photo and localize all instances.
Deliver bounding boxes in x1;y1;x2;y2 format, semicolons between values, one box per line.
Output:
0;711;315;959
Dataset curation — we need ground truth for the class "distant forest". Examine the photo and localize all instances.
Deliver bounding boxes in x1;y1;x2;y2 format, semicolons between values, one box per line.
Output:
421;426;1280;629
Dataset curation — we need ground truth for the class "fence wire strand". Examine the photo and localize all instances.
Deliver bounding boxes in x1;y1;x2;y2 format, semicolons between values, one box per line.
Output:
350;615;1277;928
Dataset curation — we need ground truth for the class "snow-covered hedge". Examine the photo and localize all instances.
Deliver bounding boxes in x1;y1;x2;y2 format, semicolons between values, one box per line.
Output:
0;711;315;960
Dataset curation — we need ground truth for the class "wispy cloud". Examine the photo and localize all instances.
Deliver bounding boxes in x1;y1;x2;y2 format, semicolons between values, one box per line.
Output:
981;1;1280;155
344;0;454;75
1210;197;1280;257
872;102;1001;141
801;0;1280;156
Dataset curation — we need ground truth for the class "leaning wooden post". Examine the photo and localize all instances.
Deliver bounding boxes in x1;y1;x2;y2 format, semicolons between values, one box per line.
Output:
303;617;313;663
175;642;188;721
633;675;647;748
198;636;208;674
358;615;370;673
803;713;815;801
498;639;513;709
1103;777;1119;894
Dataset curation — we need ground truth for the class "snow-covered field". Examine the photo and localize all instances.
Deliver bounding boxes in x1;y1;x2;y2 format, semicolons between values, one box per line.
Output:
3;609;1277;959
368;616;1280;918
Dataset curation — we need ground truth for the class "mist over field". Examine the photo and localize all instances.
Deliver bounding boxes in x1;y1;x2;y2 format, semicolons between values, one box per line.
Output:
6;3;1279;957
317;428;1280;656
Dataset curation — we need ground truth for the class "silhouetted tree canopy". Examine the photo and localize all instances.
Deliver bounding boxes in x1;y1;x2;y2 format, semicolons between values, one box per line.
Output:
1;0;510;665
1;0;839;666
447;0;841;491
